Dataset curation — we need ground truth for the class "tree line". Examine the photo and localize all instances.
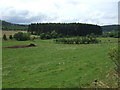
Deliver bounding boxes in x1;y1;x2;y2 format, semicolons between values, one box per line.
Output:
28;23;102;36
101;25;120;32
1;20;28;31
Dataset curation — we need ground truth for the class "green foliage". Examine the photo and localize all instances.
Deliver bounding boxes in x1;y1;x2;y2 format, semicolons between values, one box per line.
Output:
40;31;63;39
102;30;120;38
45;32;51;39
28;23;102;36
2;20;28;31
9;35;13;40
108;47;119;66
55;34;100;44
108;47;120;87
40;33;46;39
102;25;120;32
51;30;58;38
13;32;30;41
3;34;7;40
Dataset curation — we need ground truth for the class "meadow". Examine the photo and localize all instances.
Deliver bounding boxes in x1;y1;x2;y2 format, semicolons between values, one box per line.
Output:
2;36;118;88
1;30;39;39
1;30;27;38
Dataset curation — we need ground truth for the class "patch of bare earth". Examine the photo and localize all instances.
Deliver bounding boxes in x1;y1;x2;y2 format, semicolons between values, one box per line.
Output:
5;44;36;49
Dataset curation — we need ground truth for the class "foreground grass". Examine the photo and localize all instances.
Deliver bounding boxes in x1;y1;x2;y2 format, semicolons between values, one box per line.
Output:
2;38;118;88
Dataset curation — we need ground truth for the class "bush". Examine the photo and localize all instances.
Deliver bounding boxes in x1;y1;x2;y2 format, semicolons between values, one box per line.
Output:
9;35;13;40
40;31;63;40
40;32;52;39
46;32;52;39
13;32;30;41
51;30;58;38
55;37;99;44
3;34;7;40
40;33;46;39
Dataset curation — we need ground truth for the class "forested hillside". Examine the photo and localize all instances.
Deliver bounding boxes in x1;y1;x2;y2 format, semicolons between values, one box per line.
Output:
1;20;120;33
28;23;102;36
101;25;120;32
1;20;28;31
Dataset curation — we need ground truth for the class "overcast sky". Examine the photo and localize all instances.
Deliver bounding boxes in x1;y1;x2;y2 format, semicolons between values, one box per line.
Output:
0;0;119;25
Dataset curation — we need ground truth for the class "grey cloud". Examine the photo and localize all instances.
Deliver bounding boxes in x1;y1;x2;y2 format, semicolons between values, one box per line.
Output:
1;9;53;24
4;14;46;24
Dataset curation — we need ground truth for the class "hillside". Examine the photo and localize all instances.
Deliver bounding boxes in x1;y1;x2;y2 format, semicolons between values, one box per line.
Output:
101;25;120;32
1;20;120;33
1;20;28;31
28;23;102;36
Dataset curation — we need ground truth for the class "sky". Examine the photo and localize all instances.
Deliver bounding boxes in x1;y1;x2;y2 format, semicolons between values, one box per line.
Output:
0;0;119;25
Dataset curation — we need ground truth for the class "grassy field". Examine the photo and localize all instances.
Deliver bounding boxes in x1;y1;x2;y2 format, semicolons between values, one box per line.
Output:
0;30;27;38
0;30;39;39
2;37;118;88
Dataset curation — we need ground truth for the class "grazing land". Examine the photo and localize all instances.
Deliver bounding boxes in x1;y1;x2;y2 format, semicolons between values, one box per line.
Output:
2;37;118;88
1;30;38;39
2;30;27;37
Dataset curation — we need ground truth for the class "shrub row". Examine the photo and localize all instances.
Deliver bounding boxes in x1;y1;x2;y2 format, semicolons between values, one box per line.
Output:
55;35;100;44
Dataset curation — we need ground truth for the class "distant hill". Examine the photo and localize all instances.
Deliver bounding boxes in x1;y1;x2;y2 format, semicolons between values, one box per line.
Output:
1;20;28;31
101;25;120;32
1;20;120;32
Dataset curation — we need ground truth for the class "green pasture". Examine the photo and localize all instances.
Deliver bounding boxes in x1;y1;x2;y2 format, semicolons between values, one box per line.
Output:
2;37;118;88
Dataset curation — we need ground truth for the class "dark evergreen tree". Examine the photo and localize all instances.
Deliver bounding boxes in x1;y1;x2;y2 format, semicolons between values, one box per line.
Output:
3;34;7;40
9;35;13;40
